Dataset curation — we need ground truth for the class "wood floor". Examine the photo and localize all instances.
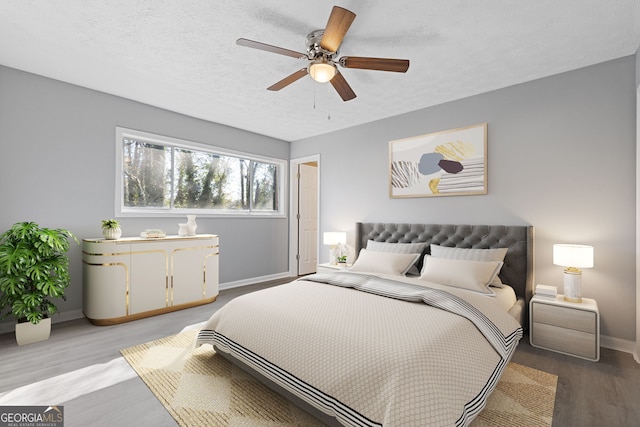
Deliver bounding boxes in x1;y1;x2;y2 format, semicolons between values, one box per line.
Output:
1;278;638;427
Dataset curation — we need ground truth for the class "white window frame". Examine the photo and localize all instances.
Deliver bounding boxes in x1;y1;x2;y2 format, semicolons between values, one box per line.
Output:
115;127;287;218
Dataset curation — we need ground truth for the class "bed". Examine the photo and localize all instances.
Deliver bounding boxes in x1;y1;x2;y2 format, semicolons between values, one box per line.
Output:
197;223;534;426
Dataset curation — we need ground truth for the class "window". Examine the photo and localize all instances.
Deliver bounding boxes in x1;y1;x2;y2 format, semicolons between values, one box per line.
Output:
116;127;286;217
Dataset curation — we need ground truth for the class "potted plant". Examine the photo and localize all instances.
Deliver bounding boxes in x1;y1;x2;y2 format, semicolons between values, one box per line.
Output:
0;222;77;345
337;255;348;268
101;218;122;240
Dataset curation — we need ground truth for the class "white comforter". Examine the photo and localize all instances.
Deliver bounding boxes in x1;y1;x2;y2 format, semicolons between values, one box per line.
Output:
197;272;523;426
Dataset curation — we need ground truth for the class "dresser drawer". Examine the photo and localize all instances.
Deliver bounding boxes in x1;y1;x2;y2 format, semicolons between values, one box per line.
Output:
531;322;597;360
532;302;596;333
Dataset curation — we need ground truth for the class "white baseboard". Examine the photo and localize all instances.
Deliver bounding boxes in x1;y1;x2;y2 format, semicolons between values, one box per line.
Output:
0;309;85;335
601;334;636;355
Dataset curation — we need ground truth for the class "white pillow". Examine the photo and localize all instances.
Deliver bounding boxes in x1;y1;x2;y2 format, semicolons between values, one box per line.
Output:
366;240;428;276
349;249;420;276
429;244;508;287
419;255;503;294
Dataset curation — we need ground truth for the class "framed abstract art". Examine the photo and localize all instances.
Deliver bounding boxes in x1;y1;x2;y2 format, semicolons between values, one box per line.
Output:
389;123;487;198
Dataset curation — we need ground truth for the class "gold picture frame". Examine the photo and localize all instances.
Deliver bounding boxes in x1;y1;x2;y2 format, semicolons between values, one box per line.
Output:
389;123;487;198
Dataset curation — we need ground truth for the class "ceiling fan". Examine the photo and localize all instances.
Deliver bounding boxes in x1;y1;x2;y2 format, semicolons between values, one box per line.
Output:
237;5;410;101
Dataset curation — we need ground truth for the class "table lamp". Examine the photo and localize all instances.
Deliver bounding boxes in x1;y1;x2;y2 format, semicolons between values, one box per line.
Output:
323;232;346;265
553;244;594;303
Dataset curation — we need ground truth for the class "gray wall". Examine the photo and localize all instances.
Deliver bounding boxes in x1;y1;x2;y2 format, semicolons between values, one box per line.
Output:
292;56;636;343
636;47;640;85
0;65;290;325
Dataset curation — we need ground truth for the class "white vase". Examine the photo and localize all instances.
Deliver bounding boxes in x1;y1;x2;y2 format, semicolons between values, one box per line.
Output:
178;223;188;237
103;227;122;240
16;317;51;346
186;215;197;236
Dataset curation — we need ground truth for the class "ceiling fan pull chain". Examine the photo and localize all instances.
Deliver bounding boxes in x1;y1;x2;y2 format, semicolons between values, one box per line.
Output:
327;83;331;120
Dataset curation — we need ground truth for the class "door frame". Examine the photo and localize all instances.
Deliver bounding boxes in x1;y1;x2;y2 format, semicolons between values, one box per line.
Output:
289;154;321;276
633;82;640;363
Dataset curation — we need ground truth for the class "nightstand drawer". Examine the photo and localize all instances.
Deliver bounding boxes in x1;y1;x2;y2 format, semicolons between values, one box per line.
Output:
532;302;596;333
531;322;597;360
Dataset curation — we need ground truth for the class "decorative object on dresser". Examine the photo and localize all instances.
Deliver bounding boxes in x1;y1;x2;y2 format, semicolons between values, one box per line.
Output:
322;231;346;265
186;215;197;236
552;244;594;303
82;234;219;325
530;294;600;361
0;222;77;345
140;229;166;238
101;218;122;240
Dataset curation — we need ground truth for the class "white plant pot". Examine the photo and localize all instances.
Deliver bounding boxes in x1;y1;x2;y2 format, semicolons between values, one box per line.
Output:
103;227;122;240
15;317;51;346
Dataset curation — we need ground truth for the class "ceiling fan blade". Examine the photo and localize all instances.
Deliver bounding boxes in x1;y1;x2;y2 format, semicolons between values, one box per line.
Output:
320;6;356;53
267;68;308;91
237;38;306;59
330;71;356;101
340;56;410;73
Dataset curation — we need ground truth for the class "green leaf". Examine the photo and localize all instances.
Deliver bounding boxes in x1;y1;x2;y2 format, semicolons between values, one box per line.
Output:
26;311;42;324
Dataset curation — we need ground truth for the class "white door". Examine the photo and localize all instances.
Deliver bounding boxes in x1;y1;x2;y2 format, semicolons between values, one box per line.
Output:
298;163;318;275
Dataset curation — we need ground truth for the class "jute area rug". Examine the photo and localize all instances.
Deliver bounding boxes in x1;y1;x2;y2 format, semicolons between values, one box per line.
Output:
121;329;557;427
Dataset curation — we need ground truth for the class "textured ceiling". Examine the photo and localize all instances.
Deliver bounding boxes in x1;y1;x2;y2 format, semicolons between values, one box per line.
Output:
1;1;638;142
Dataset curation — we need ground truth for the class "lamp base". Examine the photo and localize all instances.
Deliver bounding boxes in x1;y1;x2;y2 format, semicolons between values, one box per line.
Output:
329;247;338;265
563;270;582;303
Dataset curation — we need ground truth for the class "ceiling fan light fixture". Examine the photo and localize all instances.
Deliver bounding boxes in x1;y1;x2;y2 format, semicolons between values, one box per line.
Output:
308;59;337;83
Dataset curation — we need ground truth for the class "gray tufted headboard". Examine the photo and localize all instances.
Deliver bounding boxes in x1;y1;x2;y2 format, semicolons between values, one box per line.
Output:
356;223;534;306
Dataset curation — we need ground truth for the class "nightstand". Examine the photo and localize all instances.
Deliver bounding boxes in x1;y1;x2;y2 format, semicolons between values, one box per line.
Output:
529;294;600;361
316;262;349;274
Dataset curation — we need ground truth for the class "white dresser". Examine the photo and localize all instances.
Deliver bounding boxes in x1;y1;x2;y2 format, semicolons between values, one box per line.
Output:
82;234;219;325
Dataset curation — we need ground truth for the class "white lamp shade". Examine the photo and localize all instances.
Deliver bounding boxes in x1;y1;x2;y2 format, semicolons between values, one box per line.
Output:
323;232;346;246
308;60;337;83
553;244;594;269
